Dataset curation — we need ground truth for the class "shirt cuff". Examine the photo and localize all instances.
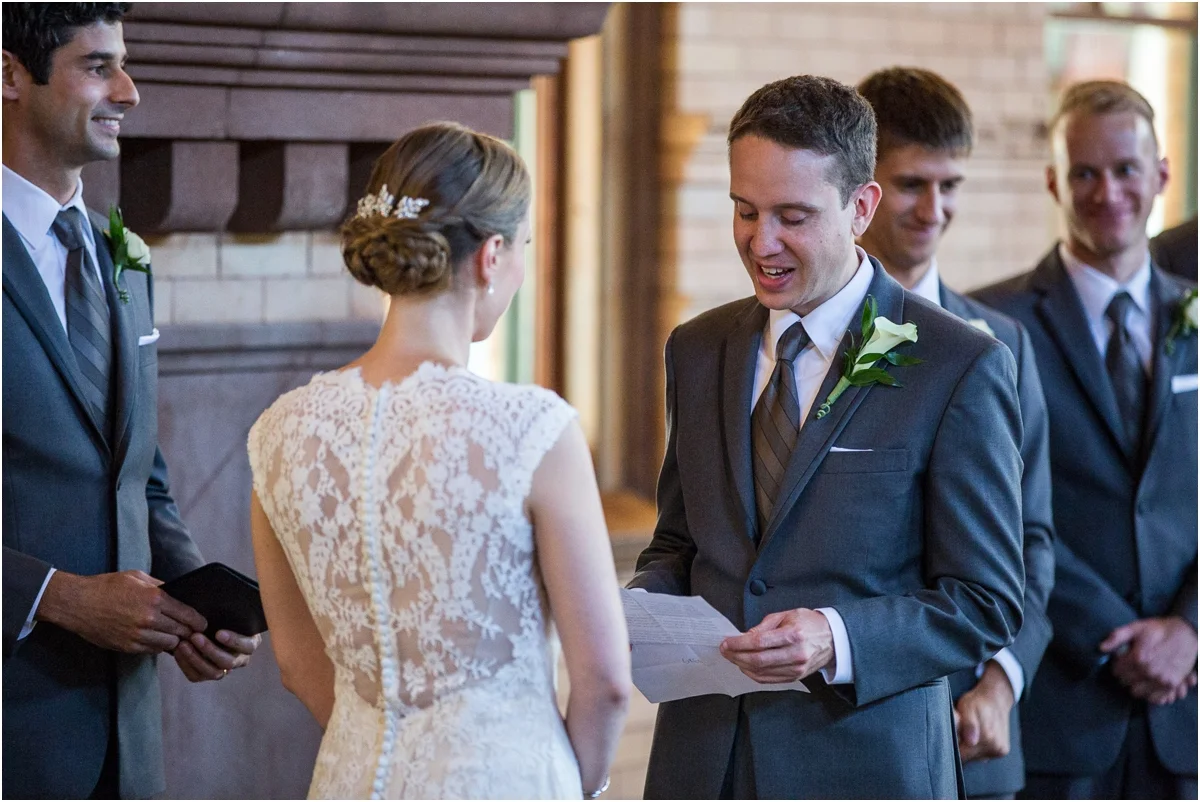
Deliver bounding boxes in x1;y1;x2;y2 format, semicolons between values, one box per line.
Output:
815;607;854;684
18;567;56;641
977;647;1025;701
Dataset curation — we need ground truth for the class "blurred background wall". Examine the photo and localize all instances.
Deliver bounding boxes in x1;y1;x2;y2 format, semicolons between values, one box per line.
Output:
92;2;1195;797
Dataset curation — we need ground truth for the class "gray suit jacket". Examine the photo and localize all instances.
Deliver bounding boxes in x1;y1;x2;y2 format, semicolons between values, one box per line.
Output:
974;247;1197;777
2;213;204;799
1150;217;1197;283
630;263;1025;799
940;286;1055;797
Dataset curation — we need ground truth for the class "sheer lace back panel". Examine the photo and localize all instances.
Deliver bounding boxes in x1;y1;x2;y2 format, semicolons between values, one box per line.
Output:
248;363;578;716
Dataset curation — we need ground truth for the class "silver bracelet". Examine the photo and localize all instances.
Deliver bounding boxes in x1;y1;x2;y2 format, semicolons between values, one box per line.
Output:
584;776;610;799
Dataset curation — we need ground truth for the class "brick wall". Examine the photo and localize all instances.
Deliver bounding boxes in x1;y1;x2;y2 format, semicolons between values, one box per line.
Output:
146;231;386;326
662;2;1056;326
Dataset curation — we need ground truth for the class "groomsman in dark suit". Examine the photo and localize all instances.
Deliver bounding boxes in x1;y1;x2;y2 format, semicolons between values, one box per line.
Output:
975;80;1197;800
3;4;259;798
857;67;1056;800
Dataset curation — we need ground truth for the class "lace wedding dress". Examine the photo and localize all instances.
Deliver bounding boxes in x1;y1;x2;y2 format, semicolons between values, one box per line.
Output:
248;363;583;799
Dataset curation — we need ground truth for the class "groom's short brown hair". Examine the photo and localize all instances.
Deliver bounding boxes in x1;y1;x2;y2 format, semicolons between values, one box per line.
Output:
728;75;877;206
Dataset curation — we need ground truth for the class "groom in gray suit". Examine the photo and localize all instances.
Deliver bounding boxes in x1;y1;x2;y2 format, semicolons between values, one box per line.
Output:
3;4;259;798
630;75;1025;798
857;67;1056;800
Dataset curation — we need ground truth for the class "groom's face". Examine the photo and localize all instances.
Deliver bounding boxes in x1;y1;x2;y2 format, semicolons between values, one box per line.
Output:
731;134;877;316
15;22;138;169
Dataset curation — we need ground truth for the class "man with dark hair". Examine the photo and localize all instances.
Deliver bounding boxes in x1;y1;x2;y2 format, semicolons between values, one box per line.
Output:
857;66;1056;800
975;79;1197;799
1150;216;1197;283
2;4;260;798
630;74;1025;798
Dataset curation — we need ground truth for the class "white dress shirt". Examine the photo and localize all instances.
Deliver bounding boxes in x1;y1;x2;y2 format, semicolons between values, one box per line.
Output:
906;259;1026;700
1059;243;1154;372
750;248;874;685
1;165;103;638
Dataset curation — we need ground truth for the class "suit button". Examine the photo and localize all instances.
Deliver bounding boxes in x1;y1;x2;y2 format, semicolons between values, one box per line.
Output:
749;579;767;596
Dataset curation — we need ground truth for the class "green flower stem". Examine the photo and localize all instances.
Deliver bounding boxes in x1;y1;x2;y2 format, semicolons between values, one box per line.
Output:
815;376;852;419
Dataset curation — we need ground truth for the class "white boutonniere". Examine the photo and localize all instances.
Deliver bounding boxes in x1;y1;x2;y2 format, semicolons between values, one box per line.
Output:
1165;289;1197;356
104;206;150;304
967;318;995;338
815;295;922;419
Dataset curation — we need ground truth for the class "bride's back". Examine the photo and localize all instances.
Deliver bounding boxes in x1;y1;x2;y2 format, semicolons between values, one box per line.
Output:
248;362;577;715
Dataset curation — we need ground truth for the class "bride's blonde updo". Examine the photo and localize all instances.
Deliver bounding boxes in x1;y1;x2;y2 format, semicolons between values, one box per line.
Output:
341;122;531;296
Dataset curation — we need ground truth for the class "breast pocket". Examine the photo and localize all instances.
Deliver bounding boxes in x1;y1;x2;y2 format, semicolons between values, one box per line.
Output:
820;448;909;474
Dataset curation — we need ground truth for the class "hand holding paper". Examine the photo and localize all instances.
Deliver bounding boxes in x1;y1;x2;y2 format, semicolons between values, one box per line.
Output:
621;589;809;703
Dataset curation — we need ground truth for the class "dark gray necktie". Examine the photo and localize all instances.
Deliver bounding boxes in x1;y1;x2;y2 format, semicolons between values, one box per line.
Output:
752;321;810;539
1104;291;1147;453
51;208;113;439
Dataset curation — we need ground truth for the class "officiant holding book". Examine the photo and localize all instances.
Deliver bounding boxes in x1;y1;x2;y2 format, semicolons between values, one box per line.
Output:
2;4;259;798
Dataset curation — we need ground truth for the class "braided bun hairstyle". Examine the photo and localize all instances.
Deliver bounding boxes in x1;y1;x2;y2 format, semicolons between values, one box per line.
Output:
341;122;531;296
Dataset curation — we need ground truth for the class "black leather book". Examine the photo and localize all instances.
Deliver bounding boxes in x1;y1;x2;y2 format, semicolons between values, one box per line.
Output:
160;562;268;640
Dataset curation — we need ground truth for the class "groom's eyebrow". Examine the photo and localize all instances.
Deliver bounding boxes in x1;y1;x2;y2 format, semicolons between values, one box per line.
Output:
729;193;820;214
81;50;124;65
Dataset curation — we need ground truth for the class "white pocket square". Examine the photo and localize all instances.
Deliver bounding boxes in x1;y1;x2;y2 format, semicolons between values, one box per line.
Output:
137;329;160;346
829;446;873;453
1171;374;1198;393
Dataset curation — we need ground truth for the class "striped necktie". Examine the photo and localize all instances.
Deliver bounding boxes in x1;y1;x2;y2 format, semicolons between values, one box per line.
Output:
51;207;114;440
751;321;810;540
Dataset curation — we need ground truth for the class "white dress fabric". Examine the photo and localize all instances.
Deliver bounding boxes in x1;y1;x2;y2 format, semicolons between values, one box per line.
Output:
247;363;583;799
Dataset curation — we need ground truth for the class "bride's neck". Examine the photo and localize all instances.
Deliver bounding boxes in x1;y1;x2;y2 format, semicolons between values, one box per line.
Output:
357;290;474;379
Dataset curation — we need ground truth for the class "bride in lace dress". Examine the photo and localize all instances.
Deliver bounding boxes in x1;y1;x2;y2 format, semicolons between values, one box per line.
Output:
247;122;630;799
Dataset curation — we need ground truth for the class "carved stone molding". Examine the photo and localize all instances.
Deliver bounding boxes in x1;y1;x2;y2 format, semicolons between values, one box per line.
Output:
82;2;609;233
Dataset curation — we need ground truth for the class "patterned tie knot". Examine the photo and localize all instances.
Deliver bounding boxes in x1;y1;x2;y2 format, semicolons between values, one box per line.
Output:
1106;291;1137;327
774;321;810;365
51;207;86;252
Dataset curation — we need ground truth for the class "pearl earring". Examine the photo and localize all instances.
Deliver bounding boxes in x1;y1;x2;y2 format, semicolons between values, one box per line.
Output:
487;283;495;296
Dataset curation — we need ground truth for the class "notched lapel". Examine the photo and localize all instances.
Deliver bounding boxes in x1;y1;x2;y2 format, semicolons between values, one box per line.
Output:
2;215;110;450
1142;267;1191;459
722;304;767;542
1032;251;1132;461
94;222;139;465
758;263;906;551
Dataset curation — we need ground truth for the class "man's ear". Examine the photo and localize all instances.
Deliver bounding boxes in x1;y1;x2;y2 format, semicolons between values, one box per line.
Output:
849;181;883;238
1155;156;1170;197
2;50;23;102
1045;165;1060;204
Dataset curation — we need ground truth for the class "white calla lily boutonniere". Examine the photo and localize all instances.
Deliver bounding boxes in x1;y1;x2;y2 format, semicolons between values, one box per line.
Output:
104;206;150;304
815;295;922;419
967;318;995;338
1165;289;1197;356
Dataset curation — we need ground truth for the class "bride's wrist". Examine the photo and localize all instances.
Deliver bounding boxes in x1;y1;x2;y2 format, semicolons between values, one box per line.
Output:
583;775;610;799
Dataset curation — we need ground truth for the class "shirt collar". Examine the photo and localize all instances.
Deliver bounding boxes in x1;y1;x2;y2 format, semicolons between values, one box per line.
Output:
1059;242;1152;321
766;246;875;361
2;165;91;253
908;258;942;308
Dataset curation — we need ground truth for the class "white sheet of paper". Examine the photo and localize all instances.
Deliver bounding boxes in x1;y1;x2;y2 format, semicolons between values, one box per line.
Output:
621;589;810;703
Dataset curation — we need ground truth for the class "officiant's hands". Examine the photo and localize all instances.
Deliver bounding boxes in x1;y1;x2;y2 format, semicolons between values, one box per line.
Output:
719;608;834;682
173;630;262;683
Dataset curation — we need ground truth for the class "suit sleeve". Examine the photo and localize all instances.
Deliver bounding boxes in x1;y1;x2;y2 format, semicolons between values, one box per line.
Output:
2;547;53;658
141;271;204;582
833;340;1025;707
1169;561;1198;632
627;330;694;596
1005;324;1055;683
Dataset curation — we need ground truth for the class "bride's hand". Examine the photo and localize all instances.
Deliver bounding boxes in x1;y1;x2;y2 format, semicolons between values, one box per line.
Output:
173;629;262;683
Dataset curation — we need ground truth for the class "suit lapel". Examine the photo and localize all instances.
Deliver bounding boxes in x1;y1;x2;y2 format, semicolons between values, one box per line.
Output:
1141;266;1188;460
758;263;906;551
1031;249;1132;461
93;219;138;465
722;303;768;541
2;214;110;451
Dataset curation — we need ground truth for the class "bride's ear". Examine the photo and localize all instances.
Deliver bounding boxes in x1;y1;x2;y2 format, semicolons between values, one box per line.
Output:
472;233;505;291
